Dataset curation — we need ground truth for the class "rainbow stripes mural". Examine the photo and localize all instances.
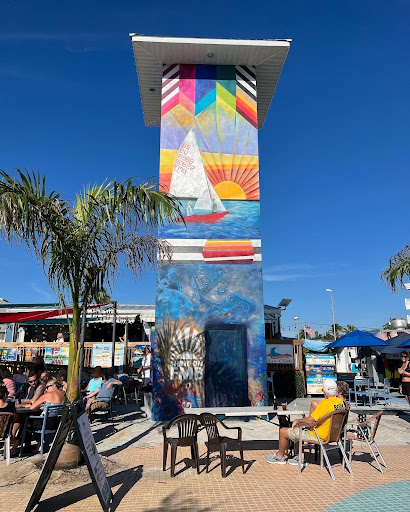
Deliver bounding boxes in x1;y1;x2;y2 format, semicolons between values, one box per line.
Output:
153;64;266;420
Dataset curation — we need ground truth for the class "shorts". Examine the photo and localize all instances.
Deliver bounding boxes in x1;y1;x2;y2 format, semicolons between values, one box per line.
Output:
401;381;410;396
287;428;318;443
89;399;110;413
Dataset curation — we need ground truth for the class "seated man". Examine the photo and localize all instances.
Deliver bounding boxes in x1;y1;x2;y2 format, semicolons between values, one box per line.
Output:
266;379;346;465
30;371;49;403
85;372;123;418
308;380;350;416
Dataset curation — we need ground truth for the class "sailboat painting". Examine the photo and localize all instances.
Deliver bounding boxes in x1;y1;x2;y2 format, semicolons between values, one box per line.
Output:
170;129;229;224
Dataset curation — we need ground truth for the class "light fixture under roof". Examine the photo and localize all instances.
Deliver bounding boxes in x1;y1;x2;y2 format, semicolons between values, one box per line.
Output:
207;52;214;57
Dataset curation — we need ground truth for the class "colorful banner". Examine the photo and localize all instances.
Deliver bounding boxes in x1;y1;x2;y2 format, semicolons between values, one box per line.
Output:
306;375;337;395
266;344;294;364
305;353;336;394
0;347;18;361
44;346;69;366
91;344;124;368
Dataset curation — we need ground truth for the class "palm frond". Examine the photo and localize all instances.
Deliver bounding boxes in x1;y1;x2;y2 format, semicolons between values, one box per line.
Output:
381;245;410;292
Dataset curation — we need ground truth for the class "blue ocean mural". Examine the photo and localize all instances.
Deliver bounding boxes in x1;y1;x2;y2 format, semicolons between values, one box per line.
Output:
153;264;266;419
161;200;261;239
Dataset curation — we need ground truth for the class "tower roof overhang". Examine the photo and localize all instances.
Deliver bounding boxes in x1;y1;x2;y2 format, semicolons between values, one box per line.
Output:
130;35;291;129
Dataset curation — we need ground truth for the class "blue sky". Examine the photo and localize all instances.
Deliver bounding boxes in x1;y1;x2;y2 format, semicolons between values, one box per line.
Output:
1;1;409;335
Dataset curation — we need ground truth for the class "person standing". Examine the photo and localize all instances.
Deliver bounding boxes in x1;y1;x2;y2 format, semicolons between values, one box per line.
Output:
137;347;151;387
398;351;410;406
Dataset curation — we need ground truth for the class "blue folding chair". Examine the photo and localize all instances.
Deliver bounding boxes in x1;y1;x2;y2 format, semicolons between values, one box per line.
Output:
19;404;64;456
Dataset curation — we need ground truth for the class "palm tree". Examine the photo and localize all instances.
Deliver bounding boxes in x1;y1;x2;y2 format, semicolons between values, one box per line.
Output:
381;245;410;292
0;169;183;402
343;324;357;334
325;323;345;340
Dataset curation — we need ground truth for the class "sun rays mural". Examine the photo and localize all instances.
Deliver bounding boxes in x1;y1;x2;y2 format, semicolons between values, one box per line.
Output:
154;64;266;420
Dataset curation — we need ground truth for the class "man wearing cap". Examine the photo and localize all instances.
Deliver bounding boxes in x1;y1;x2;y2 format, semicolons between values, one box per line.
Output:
266;378;345;465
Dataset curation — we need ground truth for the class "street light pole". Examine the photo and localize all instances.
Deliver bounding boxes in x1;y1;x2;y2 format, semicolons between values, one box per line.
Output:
293;316;300;340
326;289;336;340
111;301;117;369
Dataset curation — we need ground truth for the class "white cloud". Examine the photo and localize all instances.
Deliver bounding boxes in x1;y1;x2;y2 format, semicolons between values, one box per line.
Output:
263;262;346;282
31;284;54;301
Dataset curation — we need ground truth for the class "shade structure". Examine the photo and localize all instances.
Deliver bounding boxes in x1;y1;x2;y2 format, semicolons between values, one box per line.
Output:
379;332;410;354
327;330;392;348
397;337;410;349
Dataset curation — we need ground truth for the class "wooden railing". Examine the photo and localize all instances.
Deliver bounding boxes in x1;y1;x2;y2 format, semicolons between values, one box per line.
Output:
0;342;137;368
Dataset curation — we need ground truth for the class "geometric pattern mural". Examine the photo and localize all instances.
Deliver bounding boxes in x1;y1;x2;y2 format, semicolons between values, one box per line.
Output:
153;64;266;420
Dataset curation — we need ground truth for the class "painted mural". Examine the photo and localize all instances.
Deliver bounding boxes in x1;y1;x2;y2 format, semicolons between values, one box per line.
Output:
154;64;266;420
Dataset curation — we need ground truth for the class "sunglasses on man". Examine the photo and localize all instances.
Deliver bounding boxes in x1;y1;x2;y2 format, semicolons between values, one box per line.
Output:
29;379;37;383
46;384;54;390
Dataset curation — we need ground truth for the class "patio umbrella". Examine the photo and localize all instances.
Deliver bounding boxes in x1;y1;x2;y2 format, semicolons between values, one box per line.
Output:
397;337;410;349
379;332;410;354
327;330;393;348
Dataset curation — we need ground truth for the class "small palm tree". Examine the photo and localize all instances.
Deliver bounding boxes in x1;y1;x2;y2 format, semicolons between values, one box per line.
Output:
381;245;410;292
0;169;183;402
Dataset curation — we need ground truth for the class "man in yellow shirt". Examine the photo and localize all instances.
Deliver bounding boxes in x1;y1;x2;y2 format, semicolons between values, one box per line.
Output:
266;379;345;465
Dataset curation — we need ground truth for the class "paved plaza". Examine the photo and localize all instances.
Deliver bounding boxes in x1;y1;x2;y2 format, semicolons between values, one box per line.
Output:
1;403;409;511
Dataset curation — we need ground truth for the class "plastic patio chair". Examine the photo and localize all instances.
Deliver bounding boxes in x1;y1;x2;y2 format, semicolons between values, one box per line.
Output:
162;414;199;477
343;411;387;473
199;413;245;478
297;409;353;480
0;412;14;465
19;404;64;457
349;378;374;407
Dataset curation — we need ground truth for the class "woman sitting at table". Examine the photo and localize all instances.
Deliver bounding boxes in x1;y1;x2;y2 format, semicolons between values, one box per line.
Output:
0;384;20;455
28;378;65;453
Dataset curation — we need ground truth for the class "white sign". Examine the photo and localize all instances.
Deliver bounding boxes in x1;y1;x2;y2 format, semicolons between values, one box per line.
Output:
92;344;124;368
266;344;293;364
405;298;410;310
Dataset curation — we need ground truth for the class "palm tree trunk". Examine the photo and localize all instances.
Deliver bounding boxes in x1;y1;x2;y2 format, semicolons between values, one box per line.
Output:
57;299;82;468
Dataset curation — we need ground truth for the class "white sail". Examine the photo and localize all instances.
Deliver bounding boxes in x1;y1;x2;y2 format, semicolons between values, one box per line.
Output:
169;129;209;199
169;129;226;214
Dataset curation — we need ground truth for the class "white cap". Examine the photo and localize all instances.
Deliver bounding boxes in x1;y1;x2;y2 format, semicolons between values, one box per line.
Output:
323;378;337;396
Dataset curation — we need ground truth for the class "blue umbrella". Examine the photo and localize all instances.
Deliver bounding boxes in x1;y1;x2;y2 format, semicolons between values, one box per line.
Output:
327;330;392;348
397;337;410;349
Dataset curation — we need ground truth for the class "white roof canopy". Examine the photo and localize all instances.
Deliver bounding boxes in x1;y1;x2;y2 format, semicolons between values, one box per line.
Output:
130;35;291;129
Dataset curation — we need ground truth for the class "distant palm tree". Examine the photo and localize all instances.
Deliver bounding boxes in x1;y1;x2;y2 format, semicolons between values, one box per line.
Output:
0;169;183;401
343;324;357;334
381;245;410;292
325;323;345;340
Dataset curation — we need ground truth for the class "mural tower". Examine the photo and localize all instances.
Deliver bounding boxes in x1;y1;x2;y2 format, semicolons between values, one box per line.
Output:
131;36;290;420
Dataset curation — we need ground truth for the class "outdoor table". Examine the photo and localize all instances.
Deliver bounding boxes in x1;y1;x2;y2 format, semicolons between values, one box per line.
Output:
183;406;306;419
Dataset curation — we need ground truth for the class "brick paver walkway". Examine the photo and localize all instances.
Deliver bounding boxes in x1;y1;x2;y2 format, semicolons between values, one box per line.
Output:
2;443;410;511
